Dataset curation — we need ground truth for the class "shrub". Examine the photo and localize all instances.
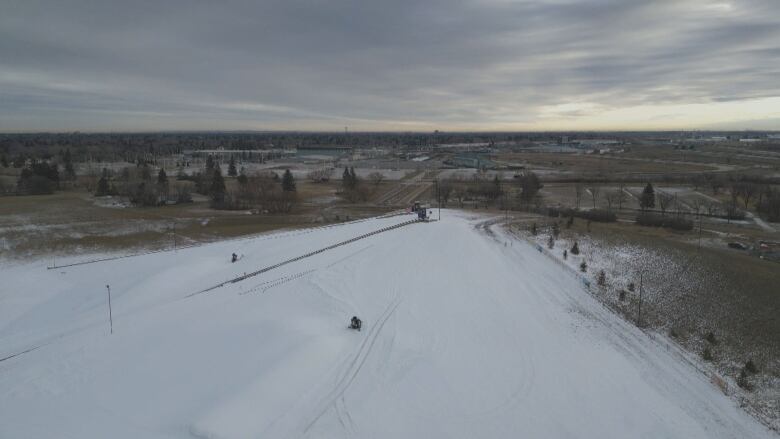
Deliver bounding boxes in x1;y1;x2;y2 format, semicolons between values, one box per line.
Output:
705;331;717;344
580;261;587;272
547;207;616;223
618;290;626;301
580;209;617;223
745;359;758;374
702;346;713;361
597;270;606;286
636;213;693;231
627;282;635;292
737;369;753;391
175;186;193;204
724;206;746;220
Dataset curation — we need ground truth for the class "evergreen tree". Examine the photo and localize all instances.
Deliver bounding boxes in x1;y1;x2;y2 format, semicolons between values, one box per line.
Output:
640;182;656;210
205;155;215;173
141;164;152;181
492;175;502;199
342;167;352;189
157;168;168;186
563;249;568;260
517;171;542;205
63;148;76;181
571;241;580;255
547;235;554;249
281;169;296;192
531;222;537;235
580;261;587;272
96;176;110;196
349;167;358;188
210;168;226;204
597;270;606;286
228;156;237;177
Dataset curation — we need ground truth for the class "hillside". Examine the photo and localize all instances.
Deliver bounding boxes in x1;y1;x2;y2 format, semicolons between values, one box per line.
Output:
0;211;774;438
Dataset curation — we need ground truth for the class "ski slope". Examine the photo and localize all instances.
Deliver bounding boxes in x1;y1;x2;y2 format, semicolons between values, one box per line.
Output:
0;211;774;438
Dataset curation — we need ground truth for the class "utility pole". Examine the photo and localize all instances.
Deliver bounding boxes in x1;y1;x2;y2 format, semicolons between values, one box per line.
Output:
504;191;508;222
437;178;441;220
106;285;113;334
637;272;643;327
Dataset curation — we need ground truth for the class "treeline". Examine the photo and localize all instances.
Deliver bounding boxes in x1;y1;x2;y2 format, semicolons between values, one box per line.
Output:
91;165;191;206
179;156;297;212
9;131;773;161
1;149;77;195
433;171;543;210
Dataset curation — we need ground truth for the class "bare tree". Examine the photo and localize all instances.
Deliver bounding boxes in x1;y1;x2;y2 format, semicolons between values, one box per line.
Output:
367;171;385;188
307;168;333;182
617;183;627;210
439;179;453;207
589;185;600;209
574;183;584;209
729;181;740;212
706;201;719;216
657;191;674;216
689;197;705;216
605;189;623;211
740;182;757;209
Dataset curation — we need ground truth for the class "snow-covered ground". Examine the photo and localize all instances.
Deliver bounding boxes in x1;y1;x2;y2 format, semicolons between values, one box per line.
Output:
0;211;774;438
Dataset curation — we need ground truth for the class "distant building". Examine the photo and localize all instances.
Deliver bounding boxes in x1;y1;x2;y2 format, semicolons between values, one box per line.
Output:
447;153;496;170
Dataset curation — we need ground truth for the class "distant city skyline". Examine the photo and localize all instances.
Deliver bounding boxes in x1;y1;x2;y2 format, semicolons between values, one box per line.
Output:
2;0;779;132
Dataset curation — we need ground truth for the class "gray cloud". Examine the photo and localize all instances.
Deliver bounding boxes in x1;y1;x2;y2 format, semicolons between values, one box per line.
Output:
1;0;779;131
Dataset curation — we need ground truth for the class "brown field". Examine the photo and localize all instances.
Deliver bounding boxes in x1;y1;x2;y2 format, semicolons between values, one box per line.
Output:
0;183;395;260
494;151;717;175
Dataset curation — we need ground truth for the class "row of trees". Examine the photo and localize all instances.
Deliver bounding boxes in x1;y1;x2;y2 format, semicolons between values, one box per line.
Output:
197;167;297;212
434;171;543;210
93;166;192;206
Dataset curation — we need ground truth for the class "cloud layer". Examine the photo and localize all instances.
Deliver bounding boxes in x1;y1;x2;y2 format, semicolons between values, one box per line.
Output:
2;0;779;131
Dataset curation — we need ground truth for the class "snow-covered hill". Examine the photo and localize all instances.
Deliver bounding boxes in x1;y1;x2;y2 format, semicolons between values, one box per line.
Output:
0;211;774;438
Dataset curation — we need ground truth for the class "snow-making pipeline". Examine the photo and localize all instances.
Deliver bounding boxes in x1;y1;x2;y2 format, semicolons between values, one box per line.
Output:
187;218;422;297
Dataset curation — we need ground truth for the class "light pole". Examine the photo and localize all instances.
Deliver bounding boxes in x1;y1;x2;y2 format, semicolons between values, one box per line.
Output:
106;284;113;334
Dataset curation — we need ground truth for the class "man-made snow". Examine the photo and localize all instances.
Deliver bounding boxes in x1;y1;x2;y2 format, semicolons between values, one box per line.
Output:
0;212;774;438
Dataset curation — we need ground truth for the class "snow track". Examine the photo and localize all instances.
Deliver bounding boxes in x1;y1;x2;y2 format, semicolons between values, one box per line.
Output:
303;295;402;435
0;211;774;439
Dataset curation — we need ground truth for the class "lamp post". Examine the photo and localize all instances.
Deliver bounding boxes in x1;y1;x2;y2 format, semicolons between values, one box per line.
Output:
106;285;113;334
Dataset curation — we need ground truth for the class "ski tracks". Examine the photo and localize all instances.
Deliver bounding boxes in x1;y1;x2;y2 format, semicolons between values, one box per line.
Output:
302;295;403;437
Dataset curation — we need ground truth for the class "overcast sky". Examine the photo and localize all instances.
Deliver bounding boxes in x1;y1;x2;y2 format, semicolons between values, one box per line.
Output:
2;0;779;132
